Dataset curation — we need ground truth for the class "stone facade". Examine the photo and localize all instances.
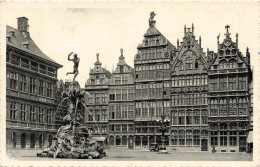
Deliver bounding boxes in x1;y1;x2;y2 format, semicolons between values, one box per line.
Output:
85;54;112;139
170;25;209;151
107;50;135;148
6;17;62;149
207;25;253;152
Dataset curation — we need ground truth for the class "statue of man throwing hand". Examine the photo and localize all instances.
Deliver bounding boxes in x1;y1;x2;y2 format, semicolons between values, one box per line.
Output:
66;52;80;82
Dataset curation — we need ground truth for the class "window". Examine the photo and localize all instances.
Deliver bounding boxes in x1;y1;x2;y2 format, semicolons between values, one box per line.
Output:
172;111;178;125
210;99;218;116
95;93;100;103
219;78;227;91
47;109;52;124
179;130;185;145
88;110;93;121
195;60;199;69
230;137;237;146
88;93;94;104
39;108;44;123
220;137;227;146
228;77;237;90
219;99;227;116
122;89;127;100
238;98;247;115
238;77;247;90
186;110;192;125
211;137;218;146
178;111;185;125
29;105;36;122
201;110;208;124
101;109;106;120
10;102;16;119
102;93;107;103
8;72;18;90
193;130;200;145
96;76;100;85
193;111;200;125
20;74;27;91
122;124;127;132
20;104;26;121
39;80;45;96
116;105;121;119
179;61;184;70
128;88;134;100
210;78;218;91
171;130;178;145
115;124;121;132
115;89;121;101
186;130;192;146
229;98;237;115
219;60;227;69
46;82;53;97
115;76;121;84
186;57;192;70
229;59;237;68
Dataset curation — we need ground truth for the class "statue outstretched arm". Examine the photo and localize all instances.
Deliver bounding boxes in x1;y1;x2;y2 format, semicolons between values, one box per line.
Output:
68;52;73;61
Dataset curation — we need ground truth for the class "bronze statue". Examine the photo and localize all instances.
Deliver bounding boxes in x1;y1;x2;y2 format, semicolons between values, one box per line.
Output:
66;52;80;82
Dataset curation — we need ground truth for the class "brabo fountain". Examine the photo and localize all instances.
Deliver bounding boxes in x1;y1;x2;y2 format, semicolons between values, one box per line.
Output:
37;52;106;159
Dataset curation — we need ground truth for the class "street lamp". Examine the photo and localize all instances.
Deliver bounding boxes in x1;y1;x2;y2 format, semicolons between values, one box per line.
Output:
156;71;170;154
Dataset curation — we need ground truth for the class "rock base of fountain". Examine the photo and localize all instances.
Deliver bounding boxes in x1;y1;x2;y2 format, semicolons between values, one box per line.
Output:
37;83;106;159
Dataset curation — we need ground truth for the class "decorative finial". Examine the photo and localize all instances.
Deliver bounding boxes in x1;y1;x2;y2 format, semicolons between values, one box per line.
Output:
96;53;99;62
236;33;238;38
225;24;231;38
192;23;194;32
246;47;249;53
184;24;186;33
177;38;179;48
217;33;220;41
120;48;123;56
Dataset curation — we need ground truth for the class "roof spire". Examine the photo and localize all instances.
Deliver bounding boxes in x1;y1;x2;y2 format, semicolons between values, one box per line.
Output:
236;33;238;49
184;24;186;34
192;23;194;33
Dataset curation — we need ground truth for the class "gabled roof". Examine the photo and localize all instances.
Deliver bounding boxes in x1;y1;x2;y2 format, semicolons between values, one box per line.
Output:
6;25;62;67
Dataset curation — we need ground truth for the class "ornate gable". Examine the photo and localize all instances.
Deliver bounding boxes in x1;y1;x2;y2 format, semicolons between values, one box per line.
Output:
171;24;207;73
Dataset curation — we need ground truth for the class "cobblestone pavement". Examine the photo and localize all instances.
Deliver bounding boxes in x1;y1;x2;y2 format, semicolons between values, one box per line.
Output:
6;148;253;161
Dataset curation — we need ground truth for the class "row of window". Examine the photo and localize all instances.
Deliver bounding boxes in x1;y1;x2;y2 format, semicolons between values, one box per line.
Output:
172;74;208;86
8;102;53;123
7;53;57;77
135;101;170;118
135;64;170;72
86;109;107;122
171;130;204;146
109;88;135;101
210;137;246;147
135;70;171;80
210;77;247;91
109;124;134;132
171;110;208;125
109;105;135;119
7;71;54;97
172;93;208;105
177;57;200;71
138;47;167;60
136;83;170;98
209;98;247;116
110;75;132;85
88;92;107;104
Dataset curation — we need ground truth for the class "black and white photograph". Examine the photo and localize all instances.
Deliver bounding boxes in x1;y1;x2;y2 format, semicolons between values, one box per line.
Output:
0;1;259;166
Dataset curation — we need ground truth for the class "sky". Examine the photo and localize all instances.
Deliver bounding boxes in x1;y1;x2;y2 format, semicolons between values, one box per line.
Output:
2;2;258;87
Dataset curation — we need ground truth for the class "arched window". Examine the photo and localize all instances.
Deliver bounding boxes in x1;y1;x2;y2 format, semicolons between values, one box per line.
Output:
186;57;193;69
225;49;230;55
232;49;236;55
219;59;227;69
179;130;185;145
229;59;237;68
186;130;192;146
219;50;224;56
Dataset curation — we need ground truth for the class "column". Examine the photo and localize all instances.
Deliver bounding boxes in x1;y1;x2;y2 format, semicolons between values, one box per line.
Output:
227;123;230;152
217;123;220;152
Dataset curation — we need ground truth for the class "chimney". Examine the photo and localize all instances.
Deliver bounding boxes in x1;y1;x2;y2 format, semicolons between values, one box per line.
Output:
17;17;29;32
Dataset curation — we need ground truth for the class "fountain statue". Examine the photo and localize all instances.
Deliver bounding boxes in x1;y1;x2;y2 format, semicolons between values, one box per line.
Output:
37;53;106;159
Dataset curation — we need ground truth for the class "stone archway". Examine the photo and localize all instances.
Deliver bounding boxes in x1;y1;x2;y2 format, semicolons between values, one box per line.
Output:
116;136;121;146
122;136;127;146
135;136;141;146
30;133;36;148
109;136;114;146
21;133;26;148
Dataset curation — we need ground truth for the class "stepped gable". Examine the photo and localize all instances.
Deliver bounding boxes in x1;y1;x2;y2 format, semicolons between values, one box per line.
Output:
135;12;175;61
6;23;61;67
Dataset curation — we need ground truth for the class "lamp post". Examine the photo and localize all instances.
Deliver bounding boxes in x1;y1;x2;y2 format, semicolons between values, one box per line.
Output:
156;71;170;154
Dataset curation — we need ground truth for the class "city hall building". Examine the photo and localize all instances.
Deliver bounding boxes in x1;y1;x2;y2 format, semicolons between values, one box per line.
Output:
6;17;62;149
